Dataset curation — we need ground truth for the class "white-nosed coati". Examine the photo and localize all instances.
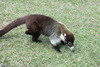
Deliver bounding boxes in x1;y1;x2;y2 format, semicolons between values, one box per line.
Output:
0;14;75;52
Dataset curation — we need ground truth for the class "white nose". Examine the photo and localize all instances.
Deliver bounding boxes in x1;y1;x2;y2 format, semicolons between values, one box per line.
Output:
68;46;75;52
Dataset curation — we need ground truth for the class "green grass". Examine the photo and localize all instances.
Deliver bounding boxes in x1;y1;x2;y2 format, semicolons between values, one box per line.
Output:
0;0;100;67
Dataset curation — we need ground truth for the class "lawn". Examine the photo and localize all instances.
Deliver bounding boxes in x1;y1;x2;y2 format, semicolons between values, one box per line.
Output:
0;0;100;67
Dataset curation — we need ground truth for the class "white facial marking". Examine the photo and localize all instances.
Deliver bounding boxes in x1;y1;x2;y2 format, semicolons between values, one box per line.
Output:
60;34;65;41
64;33;66;36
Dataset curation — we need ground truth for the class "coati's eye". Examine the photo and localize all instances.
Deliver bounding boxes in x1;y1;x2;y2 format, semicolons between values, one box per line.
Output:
64;33;66;36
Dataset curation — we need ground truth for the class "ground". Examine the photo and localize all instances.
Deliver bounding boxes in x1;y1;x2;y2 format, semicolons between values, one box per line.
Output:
0;0;100;67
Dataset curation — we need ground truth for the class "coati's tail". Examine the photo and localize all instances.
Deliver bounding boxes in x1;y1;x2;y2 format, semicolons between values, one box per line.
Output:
0;17;26;37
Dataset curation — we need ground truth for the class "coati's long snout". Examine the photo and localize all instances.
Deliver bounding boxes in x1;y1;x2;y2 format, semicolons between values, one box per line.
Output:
0;14;75;53
69;46;75;52
67;42;75;52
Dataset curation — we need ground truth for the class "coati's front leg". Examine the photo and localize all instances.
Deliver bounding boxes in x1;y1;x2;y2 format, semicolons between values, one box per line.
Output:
52;45;61;53
49;38;61;53
61;40;65;45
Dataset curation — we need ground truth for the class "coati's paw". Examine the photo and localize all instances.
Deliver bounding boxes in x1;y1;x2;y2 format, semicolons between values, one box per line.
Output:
52;45;61;53
56;49;61;53
36;40;42;42
25;30;32;35
55;49;61;53
33;40;42;43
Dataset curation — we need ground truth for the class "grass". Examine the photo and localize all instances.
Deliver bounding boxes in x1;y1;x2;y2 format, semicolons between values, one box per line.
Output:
0;0;100;67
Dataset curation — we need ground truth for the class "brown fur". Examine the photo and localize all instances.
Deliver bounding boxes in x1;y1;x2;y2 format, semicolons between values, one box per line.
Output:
0;14;75;52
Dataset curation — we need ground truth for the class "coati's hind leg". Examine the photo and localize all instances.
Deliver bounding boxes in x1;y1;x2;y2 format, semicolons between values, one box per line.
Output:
32;34;42;42
49;35;61;53
25;30;42;42
25;21;42;42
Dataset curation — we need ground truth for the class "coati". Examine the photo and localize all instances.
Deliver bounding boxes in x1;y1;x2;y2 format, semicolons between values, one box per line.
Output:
0;14;75;52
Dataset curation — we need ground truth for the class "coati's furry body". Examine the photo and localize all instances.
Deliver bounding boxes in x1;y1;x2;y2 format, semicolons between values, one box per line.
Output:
0;14;75;52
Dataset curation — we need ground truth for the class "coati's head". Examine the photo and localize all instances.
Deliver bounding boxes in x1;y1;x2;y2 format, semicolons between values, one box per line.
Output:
61;33;75;52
